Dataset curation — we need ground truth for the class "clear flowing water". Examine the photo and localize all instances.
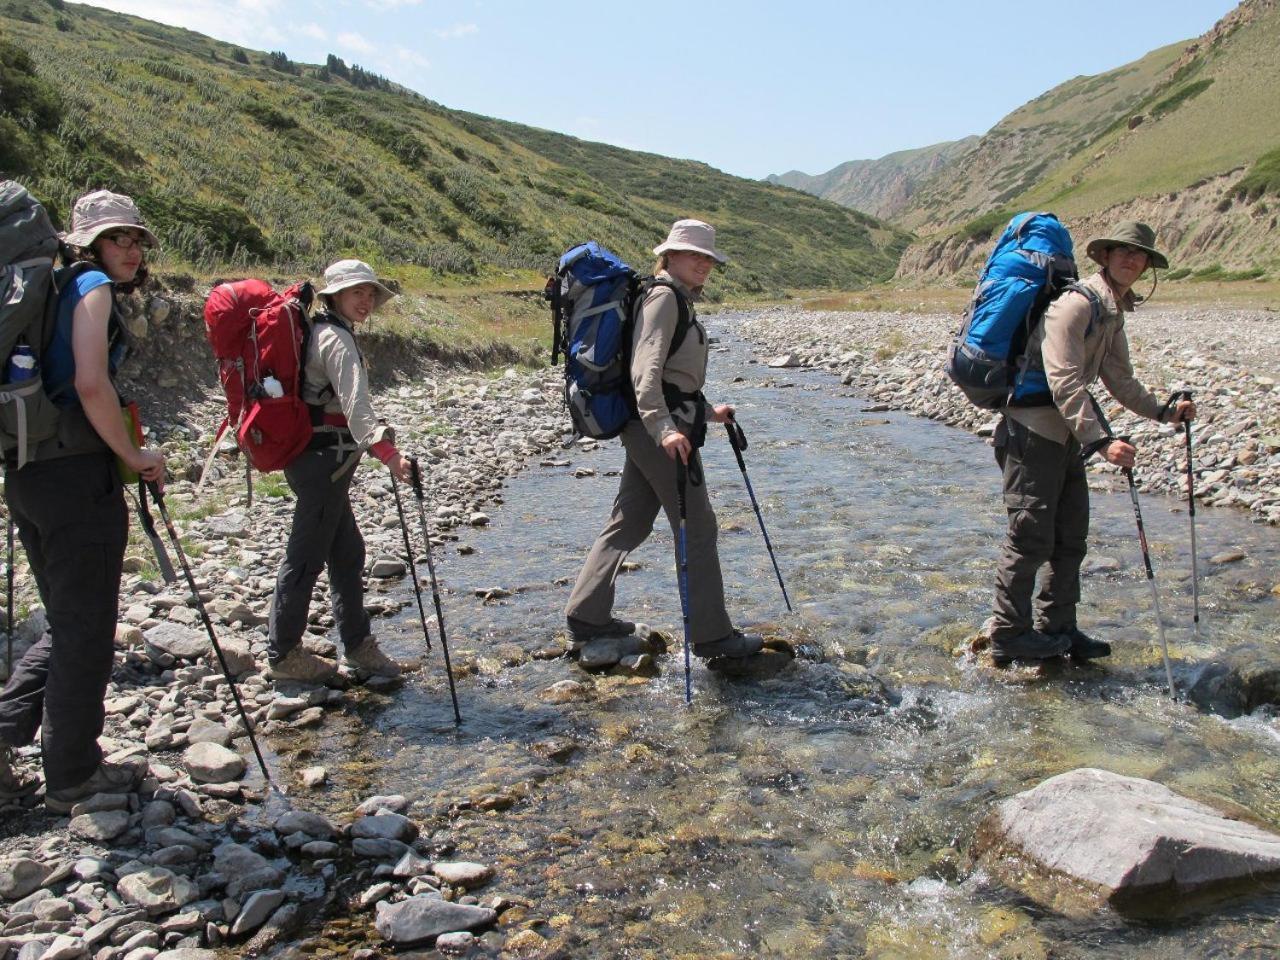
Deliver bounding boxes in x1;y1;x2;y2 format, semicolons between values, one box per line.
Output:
290;314;1280;958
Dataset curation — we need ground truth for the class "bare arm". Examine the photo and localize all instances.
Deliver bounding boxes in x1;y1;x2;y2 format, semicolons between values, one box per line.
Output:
72;287;164;481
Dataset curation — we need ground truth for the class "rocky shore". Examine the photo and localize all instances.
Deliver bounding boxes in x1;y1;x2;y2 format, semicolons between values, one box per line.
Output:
1;340;571;957
730;303;1280;524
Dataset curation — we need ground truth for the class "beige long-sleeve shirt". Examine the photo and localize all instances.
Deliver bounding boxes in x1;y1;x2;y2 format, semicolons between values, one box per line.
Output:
1006;271;1167;447
301;313;394;452
630;271;713;444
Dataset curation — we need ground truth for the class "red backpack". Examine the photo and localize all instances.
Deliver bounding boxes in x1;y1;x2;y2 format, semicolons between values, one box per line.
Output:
201;279;317;478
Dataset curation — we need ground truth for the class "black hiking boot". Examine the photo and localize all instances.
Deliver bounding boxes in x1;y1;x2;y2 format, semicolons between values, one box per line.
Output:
693;629;765;660
566;616;636;645
1056;627;1112;661
0;744;40;800
989;629;1070;668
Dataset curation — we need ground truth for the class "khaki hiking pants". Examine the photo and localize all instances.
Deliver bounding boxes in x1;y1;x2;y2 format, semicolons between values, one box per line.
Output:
566;420;733;645
990;416;1089;643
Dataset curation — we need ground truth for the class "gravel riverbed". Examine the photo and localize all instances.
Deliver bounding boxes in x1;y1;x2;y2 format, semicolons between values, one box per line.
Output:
730;304;1280;524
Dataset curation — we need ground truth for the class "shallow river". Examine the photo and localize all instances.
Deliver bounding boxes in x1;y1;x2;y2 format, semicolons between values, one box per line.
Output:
287;314;1280;959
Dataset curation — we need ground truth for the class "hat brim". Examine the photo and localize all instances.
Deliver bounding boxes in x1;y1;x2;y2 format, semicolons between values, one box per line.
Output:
1086;237;1168;270
63;221;159;250
316;277;396;310
652;240;728;264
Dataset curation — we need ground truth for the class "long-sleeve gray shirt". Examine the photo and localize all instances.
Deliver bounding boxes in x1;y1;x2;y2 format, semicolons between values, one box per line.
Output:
630;271;713;444
301;313;393;450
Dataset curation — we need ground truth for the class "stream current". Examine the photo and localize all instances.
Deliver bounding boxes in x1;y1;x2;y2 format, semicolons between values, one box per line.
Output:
291;315;1280;959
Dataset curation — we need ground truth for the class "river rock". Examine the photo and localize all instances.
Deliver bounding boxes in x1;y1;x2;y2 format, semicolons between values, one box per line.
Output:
229;889;285;936
369;557;406;579
143;623;207;663
767;353;800;368
976;767;1280;914
36;936;85;960
431;861;494;889
373;896;496;946
1209;548;1246;565
184;717;233;747
153;951;217;960
1186;651;1280;718
0;858;52;899
350;812;418;843
274;810;336;839
182;742;244;783
539;679;588;704
206;512;249;539
70;810;131;842
435;931;475;955
117;868;199;916
355;794;409;817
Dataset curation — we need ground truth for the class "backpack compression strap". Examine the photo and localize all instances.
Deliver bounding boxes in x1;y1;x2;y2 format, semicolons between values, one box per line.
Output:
638;278;694;356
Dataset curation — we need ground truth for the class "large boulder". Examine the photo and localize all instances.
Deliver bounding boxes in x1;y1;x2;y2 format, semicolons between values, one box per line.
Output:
1186;649;1280;718
976;768;1280;916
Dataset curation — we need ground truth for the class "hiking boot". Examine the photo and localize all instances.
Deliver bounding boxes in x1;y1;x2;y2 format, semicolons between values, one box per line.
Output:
0;743;40;800
692;629;765;660
1056;627;1112;661
566;616;636;644
267;646;339;684
343;638;404;678
989;629;1070;667
45;759;146;814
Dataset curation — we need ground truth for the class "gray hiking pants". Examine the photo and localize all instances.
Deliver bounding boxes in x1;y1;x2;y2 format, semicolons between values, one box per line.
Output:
0;452;127;790
268;446;372;662
990;416;1089;642
566;420;733;645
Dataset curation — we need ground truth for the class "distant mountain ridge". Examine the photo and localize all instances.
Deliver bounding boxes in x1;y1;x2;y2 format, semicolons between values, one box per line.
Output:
766;138;978;221
776;0;1280;281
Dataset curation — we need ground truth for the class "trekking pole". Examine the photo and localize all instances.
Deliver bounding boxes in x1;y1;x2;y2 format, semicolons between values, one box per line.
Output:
724;414;792;612
1168;389;1201;639
143;481;277;790
390;474;434;652
408;458;461;726
675;457;693;706
5;511;13;677
1116;442;1176;698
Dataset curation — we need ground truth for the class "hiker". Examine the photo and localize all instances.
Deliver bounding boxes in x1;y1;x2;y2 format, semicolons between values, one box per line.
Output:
564;219;764;662
0;189;164;809
266;259;412;684
988;221;1195;663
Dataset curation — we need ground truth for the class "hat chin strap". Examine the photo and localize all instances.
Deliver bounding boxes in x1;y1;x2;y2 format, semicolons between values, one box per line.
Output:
1131;268;1158;305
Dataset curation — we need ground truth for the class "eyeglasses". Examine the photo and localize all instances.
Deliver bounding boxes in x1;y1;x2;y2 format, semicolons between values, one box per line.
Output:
101;231;154;251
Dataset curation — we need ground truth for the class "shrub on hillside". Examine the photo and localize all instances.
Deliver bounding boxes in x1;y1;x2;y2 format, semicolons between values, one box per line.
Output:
0;37;63;175
139;193;271;262
1235;146;1280;201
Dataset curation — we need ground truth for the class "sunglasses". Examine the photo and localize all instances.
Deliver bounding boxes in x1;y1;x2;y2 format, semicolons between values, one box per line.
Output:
1111;244;1149;259
101;231;154;252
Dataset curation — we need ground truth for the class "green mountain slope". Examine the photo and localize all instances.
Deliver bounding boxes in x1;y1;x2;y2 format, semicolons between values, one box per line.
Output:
895;0;1280;278
0;0;907;295
765;138;979;221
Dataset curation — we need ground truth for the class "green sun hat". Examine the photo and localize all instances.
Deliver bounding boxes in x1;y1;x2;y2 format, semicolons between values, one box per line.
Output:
1085;220;1169;270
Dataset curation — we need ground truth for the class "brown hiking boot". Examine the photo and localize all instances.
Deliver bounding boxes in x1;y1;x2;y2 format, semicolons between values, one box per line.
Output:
692;629;764;660
267;646;339;684
45;758;146;814
343;638;403;678
0;743;40;800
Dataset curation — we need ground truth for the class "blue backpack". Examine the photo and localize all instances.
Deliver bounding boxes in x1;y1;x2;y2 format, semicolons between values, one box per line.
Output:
545;242;689;440
946;211;1098;410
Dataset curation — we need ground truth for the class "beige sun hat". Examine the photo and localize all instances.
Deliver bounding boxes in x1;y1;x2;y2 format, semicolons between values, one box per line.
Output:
1085;220;1169;270
62;189;158;248
653;219;727;264
316;259;396;309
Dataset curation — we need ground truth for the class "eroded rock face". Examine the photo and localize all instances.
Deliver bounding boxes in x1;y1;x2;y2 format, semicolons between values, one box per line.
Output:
976;767;1280;916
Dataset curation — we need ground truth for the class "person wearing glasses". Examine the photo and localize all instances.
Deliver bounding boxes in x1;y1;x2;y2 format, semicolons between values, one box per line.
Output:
986;221;1195;666
0;189;165;810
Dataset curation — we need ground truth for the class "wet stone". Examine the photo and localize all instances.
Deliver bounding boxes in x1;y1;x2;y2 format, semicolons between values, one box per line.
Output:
355;794;409;817
350;813;418;843
431;862;494;890
274;810;336;839
229;889;285;936
373;896;496;947
369;557;406;579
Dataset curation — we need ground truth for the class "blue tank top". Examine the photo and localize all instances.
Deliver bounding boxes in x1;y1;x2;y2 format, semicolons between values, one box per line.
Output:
45;268;126;408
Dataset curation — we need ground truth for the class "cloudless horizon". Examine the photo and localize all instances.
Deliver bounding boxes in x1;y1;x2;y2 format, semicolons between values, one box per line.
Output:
75;0;1239;181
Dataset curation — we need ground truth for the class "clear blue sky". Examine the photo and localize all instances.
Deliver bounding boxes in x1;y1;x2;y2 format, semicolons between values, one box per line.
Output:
82;0;1238;179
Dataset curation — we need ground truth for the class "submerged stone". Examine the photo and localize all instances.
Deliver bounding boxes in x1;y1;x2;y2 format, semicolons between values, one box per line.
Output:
373;895;496;946
977;767;1280;916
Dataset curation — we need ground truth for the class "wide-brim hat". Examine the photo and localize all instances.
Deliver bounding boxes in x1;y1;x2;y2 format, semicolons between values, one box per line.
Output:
653;218;728;264
1086;220;1168;270
316;259;396;309
62;189;158;248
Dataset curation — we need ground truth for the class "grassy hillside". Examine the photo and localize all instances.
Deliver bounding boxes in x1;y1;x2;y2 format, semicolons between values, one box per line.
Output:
765;138;979;221
0;0;908;298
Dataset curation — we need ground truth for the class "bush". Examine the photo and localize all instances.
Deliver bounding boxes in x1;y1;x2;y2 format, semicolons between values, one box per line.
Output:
1235;146;1280;201
1149;78;1213;117
139;193;272;261
959;209;1013;243
241;99;297;132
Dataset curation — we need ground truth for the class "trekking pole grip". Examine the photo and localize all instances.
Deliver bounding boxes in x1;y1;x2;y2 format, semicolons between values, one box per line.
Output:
409;456;424;499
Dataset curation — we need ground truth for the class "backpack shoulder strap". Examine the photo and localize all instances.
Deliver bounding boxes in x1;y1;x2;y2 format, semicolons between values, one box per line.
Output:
1062;282;1104;338
638;277;693;355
